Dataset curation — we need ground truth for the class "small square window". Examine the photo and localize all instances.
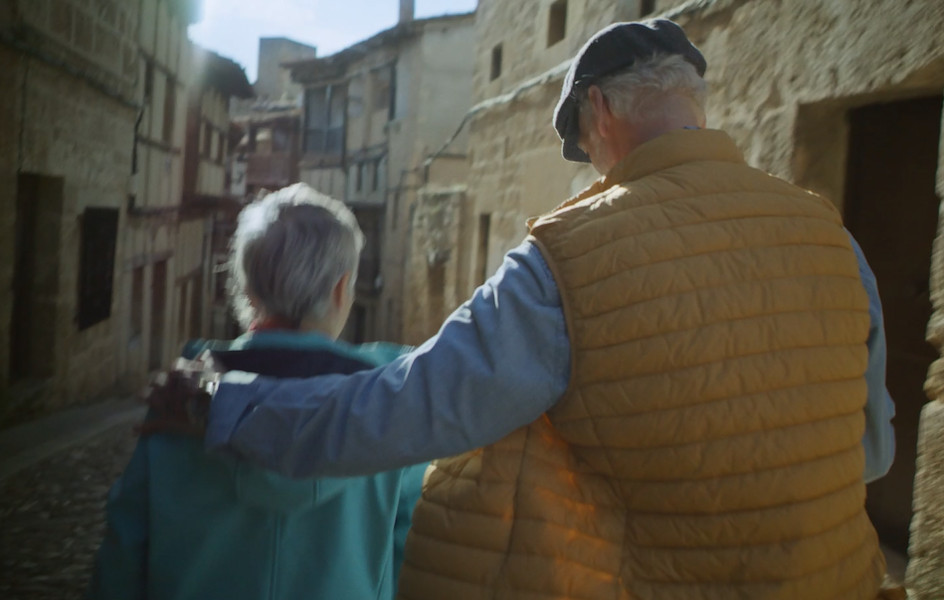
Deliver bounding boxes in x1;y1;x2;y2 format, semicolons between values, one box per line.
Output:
547;0;567;47
490;44;503;81
77;207;119;330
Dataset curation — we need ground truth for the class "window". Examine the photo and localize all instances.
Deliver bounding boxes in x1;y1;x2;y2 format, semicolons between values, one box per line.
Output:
372;64;397;120
162;78;176;144
476;213;491;285
348;75;365;119
304;84;347;157
490;44;503;81
144;59;154;99
77;207;120;330
640;0;656;16
547;0;567;47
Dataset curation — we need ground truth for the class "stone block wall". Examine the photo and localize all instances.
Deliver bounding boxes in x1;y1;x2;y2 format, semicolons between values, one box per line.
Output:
402;188;465;344
0;51;136;424
7;0;140;102
472;0;642;105
907;107;944;599
1;0;209;425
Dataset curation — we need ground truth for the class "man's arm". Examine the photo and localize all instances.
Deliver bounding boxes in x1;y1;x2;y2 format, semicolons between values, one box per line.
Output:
849;234;896;482
206;240;570;477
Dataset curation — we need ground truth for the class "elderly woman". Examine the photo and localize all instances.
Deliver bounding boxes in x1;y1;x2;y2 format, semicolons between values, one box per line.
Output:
89;184;427;600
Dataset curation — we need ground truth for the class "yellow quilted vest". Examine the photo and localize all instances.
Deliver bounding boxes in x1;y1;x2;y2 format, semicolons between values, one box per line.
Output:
398;129;885;600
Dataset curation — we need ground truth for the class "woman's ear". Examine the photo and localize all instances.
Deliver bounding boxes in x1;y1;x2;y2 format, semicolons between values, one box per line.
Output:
332;272;352;310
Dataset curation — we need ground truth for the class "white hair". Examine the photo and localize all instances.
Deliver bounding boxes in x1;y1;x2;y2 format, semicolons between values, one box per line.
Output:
579;53;707;125
228;183;365;329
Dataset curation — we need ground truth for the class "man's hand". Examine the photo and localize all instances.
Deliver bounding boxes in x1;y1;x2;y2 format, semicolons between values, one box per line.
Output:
136;355;220;437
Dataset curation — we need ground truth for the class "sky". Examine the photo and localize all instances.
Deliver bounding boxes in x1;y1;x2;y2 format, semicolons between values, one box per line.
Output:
189;0;479;83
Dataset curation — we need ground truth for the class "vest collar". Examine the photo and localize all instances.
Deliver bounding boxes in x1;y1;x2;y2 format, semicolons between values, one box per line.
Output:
529;129;745;227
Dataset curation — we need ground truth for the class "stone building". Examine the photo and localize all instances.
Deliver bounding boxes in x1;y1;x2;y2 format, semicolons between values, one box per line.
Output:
232;103;303;199
228;36;311;225
288;1;475;343
0;0;249;427
253;37;317;105
410;0;944;594
119;0;203;390
0;0;157;426
181;47;252;342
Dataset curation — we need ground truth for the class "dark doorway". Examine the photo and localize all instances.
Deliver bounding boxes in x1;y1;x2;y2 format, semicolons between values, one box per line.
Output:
844;95;943;554
149;261;168;371
10;174;63;383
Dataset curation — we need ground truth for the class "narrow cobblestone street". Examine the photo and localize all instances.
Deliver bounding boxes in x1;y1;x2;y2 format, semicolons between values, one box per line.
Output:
0;424;138;600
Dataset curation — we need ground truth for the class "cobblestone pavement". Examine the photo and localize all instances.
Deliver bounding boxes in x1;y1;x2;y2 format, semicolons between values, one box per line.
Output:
0;424;138;600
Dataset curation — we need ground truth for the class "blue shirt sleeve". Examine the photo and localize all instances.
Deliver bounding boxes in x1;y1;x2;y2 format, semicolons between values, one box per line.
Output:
206;240;570;477
848;233;896;482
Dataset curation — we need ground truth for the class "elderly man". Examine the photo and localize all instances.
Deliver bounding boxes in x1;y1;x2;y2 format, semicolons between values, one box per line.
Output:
160;19;896;599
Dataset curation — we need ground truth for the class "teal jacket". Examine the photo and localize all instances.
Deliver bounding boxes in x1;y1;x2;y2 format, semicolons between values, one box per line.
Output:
88;331;427;600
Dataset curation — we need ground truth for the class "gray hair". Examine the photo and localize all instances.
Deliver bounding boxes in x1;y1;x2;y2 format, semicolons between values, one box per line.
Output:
228;183;365;329
578;53;707;125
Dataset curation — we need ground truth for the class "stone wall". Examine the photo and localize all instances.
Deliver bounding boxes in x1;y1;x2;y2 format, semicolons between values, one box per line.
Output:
0;51;136;423
472;0;639;105
672;0;944;190
0;0;143;425
402;188;465;343
908;105;944;599
0;0;212;425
